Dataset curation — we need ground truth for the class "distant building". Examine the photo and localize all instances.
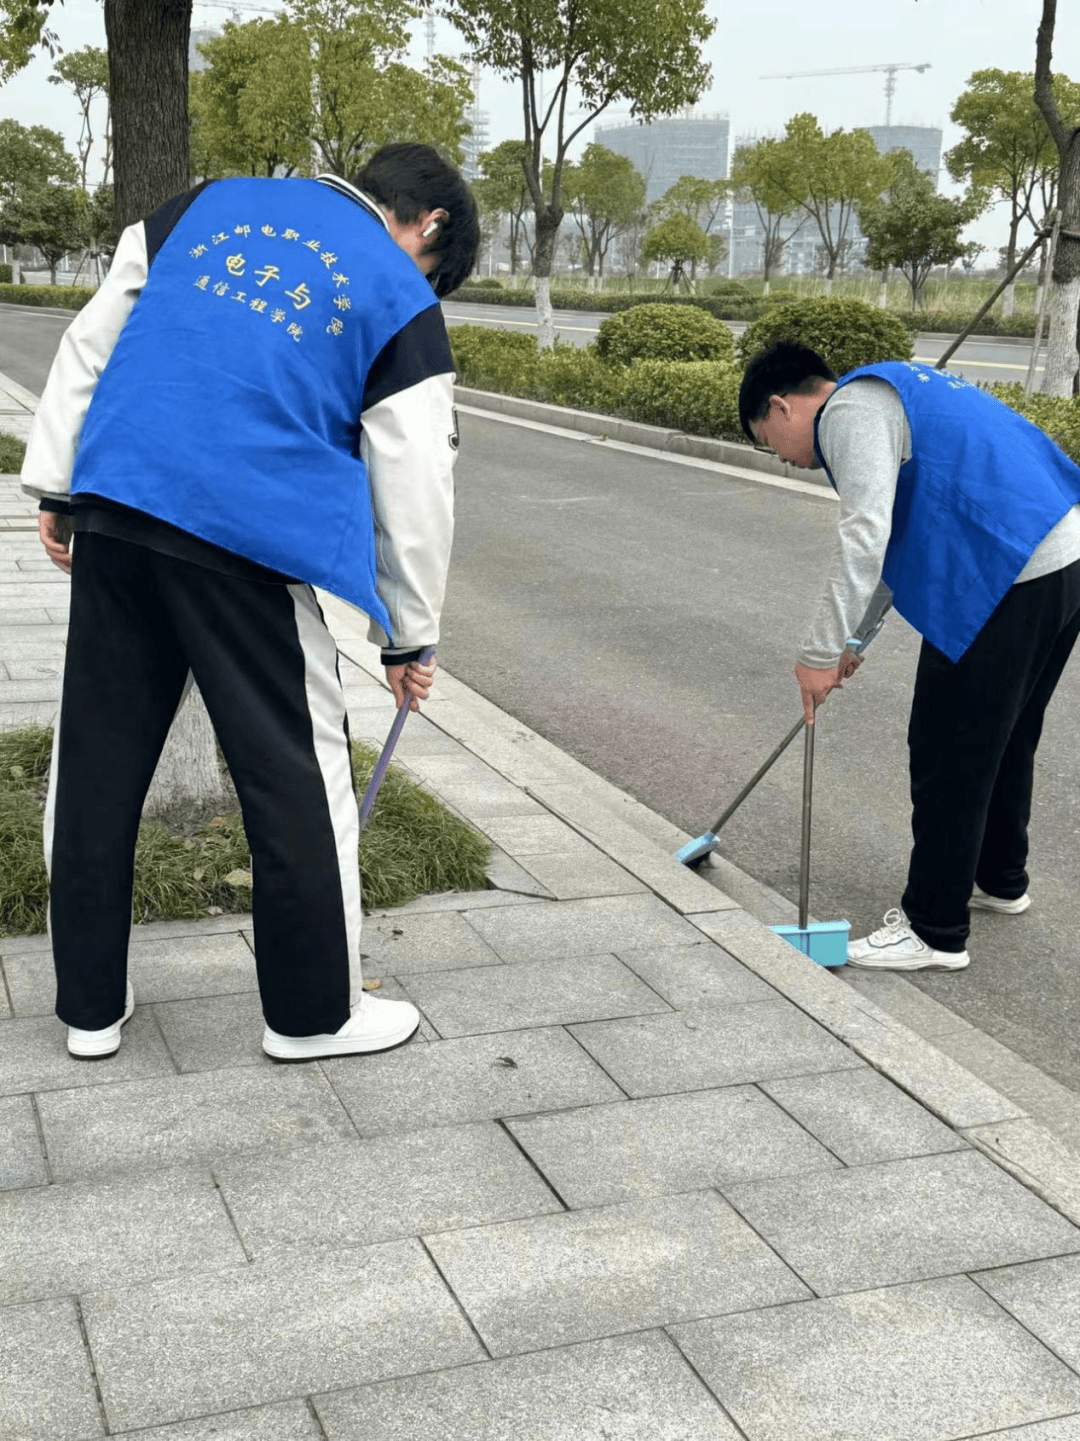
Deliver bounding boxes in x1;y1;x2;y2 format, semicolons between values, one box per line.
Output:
189;27;218;75
594;112;730;209
864;124;943;187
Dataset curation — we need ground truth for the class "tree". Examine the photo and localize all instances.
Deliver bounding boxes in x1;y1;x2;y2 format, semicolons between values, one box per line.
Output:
439;0;714;348
767;114;893;286
0;181;85;282
860;152;983;308
0;0;60;84
947;68;1080;317
472;139;532;276
729;137;808;290
641;213;711;292
616;207;649;284
564;143;645;280
0;119;78;273
0;118;77;200
49;45;111;192
1035;0;1080;396
650;172;726;280
189;17;311;180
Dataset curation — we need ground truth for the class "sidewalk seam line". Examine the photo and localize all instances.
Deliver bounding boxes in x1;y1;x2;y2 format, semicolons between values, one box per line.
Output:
417;1235;494;1360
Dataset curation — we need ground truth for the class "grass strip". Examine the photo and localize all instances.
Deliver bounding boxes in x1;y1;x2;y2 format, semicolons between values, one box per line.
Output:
0;725;490;935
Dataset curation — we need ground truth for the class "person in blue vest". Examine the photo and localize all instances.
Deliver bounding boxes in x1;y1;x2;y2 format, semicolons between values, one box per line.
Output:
22;144;479;1060
739;342;1080;971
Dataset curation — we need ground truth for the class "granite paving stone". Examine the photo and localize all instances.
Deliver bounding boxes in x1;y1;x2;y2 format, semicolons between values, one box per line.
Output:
215;1123;561;1254
0;1297;105;1440
81;1239;484;1433
507;1087;840;1207
3;656;64;680
976;1255;1080;1372
569;1000;862;1098
723;1149;1080;1295
760;1067;967;1165
670;1276;1080;1441
485;846;555;897
513;848;645;899
0;1166;245;1305
615;941;776;1009
423;1189;810;1357
3;931;258;1015
477;814;588;855
98;1401;324;1440
358;910;504;976
37;1066;357;1181
322;1025;625;1136
958;1421;1080;1440
152;992;272;1072
0;1094;47;1188
464;894;703;962
0;1010;176;1097
314;1331;742;1440
430;778;546;817
403;953;671;1038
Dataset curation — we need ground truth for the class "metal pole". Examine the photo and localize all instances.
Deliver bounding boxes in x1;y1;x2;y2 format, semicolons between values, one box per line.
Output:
935;228;1050;371
798;721;814;931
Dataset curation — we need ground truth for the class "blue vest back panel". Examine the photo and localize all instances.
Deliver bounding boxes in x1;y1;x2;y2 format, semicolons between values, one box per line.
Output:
814;362;1080;660
72;177;441;639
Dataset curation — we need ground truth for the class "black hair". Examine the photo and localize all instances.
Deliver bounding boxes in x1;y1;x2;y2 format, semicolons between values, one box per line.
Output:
738;342;837;441
353;143;480;298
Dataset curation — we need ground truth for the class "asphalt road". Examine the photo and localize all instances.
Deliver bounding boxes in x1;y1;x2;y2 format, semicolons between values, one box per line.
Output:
4;305;1078;1093
443;300;1044;388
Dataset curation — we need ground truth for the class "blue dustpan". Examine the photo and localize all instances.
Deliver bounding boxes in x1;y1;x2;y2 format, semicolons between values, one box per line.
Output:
771;720;849;967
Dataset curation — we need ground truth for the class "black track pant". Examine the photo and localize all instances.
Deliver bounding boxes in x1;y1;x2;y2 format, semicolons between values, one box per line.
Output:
901;557;1080;953
47;532;362;1036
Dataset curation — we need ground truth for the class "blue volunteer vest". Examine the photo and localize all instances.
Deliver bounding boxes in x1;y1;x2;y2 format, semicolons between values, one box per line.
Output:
814;362;1080;661
71;177;442;641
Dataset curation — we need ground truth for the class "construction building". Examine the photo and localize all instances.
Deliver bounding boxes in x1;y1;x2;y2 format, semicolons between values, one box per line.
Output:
594;112;730;208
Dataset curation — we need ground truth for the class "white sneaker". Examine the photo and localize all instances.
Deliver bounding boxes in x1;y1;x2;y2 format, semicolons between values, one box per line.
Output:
970;886;1031;915
262;991;420;1061
847;909;970;971
68;981;135;1058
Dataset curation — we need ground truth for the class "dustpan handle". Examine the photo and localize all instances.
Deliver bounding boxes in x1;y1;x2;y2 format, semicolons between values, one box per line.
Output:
798;719;815;931
708;715;806;836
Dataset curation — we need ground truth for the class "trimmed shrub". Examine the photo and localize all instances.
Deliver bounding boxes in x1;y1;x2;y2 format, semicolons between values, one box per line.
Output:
615;360;742;438
531;346;624;412
919;308;1037;338
0;264;11;284
450;325;540;395
0;283;95;310
596;303;735;367
989;383;1080;466
737;296;915;376
467;276;504;289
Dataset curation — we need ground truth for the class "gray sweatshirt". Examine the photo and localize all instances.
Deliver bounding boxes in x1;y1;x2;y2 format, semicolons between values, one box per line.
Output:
799;378;1080;668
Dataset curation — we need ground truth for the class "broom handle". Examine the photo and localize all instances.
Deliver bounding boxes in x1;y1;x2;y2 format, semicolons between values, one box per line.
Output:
708;716;806;835
799;720;814;931
358;647;436;832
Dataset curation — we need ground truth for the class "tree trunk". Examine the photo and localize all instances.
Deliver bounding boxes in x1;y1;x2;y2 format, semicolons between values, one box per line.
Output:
142;682;225;819
532;205;562;350
1001;215;1022;318
1042;128;1080;396
105;0;193;229
104;0;226;817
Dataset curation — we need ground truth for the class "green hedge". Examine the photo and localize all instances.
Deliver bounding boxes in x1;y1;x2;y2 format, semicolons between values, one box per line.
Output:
0;264;11;285
446;284;1045;338
0;283;95;310
450;325;743;440
446;283;764;322
596;303;735;366
738;296;916;376
0;432;26;472
988;384;1080;465
450;320;1080;458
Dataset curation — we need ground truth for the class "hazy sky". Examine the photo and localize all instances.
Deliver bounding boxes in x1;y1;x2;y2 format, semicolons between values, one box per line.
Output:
3;0;1079;253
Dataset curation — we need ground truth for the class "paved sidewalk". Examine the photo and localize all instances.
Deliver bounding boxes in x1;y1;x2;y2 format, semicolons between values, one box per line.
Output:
5;407;1080;1436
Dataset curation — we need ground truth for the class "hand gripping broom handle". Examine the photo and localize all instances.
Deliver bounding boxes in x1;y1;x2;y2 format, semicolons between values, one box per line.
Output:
705;716;806;837
358;647;436;833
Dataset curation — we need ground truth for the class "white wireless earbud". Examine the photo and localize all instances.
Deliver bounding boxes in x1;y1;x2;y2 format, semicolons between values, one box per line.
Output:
422;220;440;238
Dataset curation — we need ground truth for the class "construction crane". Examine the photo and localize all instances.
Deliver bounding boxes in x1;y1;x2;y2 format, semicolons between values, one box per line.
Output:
760;63;931;131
